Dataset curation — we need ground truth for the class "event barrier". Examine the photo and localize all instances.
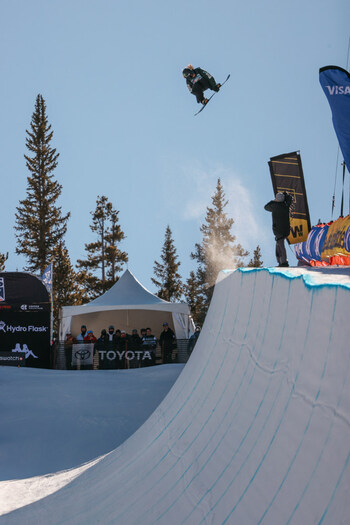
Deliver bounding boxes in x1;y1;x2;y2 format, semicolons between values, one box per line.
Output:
54;339;193;370
295;215;350;266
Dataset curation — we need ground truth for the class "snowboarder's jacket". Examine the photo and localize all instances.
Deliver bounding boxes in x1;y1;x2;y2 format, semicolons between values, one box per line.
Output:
186;68;218;94
264;200;291;239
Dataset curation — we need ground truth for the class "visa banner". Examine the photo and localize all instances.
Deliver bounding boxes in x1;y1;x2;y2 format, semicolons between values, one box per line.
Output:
319;66;350;172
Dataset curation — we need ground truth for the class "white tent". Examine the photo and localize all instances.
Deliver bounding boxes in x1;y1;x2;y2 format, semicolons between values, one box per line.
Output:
59;269;193;341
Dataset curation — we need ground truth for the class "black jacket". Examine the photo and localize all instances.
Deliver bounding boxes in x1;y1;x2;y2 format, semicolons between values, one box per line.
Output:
129;334;142;351
186;68;218;94
264;200;291;238
159;328;176;350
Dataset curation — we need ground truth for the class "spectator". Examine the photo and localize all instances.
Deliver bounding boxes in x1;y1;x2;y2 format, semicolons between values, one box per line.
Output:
187;326;201;356
83;330;97;343
264;192;293;267
114;329;122;369
142;327;157;367
119;330;130;369
107;325;116;343
105;325;118;369
96;329;108;369
99;328;108;342
76;324;87;342
159;322;176;364
129;329;143;368
64;332;74;370
79;330;96;370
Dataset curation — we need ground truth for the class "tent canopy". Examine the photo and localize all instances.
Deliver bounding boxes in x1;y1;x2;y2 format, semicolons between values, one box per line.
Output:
59;269;193;340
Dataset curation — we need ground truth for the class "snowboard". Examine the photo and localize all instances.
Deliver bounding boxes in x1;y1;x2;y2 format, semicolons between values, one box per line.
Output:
194;74;230;116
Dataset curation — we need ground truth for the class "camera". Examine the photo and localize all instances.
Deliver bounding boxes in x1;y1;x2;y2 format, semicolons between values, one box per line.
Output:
283;192;293;207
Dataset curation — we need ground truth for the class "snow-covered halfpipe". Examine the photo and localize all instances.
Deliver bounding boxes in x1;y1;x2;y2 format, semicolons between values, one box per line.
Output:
3;267;350;524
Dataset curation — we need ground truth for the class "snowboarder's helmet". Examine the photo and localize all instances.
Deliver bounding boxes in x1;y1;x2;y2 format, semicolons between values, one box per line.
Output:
182;68;193;78
275;192;285;202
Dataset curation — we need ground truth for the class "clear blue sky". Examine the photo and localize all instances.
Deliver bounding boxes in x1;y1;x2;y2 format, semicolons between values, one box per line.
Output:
1;0;349;292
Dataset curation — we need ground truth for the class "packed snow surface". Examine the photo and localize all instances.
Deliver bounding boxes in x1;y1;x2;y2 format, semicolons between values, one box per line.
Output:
0;365;184;515
1;267;350;524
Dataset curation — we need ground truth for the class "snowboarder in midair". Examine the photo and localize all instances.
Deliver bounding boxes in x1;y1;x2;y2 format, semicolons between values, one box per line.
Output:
182;64;221;105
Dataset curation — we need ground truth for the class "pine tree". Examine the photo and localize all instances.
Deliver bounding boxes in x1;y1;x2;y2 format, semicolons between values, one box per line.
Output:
184;270;205;325
191;178;249;323
247;245;263;267
52;241;85;332
77;195;127;299
15;94;70;273
105;208;128;282
0;252;8;272
152;225;183;301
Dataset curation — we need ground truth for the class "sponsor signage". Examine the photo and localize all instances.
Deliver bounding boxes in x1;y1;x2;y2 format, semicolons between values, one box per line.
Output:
321;216;350;259
319;66;350;172
72;343;94;367
70;344;153;368
294;224;329;264
0;273;51;368
0;352;26;366
268;151;311;244
0;313;50;368
98;350;152;362
0;320;48;333
20;304;45;311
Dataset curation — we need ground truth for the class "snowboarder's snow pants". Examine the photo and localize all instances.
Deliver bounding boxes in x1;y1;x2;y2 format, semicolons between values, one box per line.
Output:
192;79;211;103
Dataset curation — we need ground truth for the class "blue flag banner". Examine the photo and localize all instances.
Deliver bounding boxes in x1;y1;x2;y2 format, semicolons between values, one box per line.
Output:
294;224;329;264
294;217;350;266
319;66;350;172
41;263;53;294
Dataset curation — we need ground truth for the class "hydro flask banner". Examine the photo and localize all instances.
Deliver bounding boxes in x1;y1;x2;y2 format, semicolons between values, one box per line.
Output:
319;66;350;172
0;272;51;368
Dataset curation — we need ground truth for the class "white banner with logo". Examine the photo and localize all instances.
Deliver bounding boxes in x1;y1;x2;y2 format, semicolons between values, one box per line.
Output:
72;343;94;367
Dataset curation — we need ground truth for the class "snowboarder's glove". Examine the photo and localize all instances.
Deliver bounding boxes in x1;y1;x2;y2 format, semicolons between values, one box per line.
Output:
214;83;221;92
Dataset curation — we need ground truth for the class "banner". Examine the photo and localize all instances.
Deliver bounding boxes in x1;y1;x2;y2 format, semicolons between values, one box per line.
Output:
319;66;350;172
268;151;311;244
72;343;94;367
294;224;329;263
295;216;350;266
321;215;350;260
0;272;51;368
0;352;26;366
41;263;53;294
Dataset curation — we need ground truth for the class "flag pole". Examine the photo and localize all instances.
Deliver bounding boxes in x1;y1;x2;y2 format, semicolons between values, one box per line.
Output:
51;261;54;344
